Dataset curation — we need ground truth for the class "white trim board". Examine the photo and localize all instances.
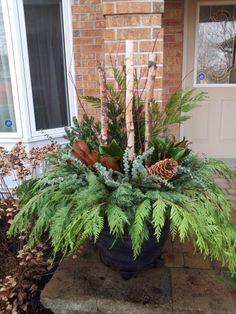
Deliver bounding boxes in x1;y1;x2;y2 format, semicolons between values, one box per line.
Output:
0;0;76;147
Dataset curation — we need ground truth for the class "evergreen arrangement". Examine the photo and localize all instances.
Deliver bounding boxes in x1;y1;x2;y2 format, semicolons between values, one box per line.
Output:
8;40;236;274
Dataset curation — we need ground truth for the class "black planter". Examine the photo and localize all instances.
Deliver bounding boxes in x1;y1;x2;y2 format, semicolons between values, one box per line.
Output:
96;220;169;275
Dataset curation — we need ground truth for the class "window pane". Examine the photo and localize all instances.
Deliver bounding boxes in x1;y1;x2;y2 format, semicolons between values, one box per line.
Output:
0;1;16;132
196;5;236;84
24;0;70;130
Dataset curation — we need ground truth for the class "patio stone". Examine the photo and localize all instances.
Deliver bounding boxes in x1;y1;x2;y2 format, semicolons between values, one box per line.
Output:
183;252;212;269
228;195;236;203
214;177;231;189
163;252;184;268
41;240;236;314
231;211;236;225
171;268;236;313
41;244;172;314
172;238;194;253
162;236;174;254
227;189;236;195
173;311;205;314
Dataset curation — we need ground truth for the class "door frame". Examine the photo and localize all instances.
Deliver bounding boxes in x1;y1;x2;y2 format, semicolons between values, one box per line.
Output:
181;0;236;139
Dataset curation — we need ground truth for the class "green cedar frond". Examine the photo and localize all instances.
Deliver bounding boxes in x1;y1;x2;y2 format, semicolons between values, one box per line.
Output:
64;115;100;149
206;158;236;180
152;198;167;241
106;204;129;237
130;199;151;257
8;148;236;274
152;88;207;136
61;205;104;256
112;67;126;88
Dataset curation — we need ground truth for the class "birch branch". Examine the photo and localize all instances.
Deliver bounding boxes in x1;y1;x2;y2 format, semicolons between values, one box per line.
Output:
145;53;157;151
97;61;109;145
68;71;101;143
125;40;135;160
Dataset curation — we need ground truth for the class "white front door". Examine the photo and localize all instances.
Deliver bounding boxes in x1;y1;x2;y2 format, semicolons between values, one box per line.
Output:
184;1;236;161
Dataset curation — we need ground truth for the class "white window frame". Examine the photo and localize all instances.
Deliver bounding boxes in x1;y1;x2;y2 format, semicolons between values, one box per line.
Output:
0;0;23;139
194;1;236;88
0;0;76;144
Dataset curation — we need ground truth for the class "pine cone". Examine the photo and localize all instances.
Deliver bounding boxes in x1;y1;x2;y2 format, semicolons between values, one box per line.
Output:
148;159;179;180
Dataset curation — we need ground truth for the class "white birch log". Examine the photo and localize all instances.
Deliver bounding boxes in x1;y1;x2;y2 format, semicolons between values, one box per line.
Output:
125;40;135;160
97;61;109;145
145;53;157;151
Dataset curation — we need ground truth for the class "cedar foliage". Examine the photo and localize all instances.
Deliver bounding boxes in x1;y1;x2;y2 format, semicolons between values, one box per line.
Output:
8;148;236;274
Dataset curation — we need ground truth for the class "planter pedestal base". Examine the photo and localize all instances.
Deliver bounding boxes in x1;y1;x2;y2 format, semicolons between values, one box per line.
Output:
41;240;236;314
41;242;172;313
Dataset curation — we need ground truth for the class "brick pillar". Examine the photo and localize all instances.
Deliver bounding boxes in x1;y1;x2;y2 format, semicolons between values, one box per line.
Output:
102;0;165;102
163;0;184;100
162;0;185;137
72;0;165;116
72;0;105;118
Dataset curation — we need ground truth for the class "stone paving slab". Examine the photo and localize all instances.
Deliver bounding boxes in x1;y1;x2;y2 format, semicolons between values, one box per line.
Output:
171;268;236;314
41;244;172;314
183;252;212;270
41;240;236;314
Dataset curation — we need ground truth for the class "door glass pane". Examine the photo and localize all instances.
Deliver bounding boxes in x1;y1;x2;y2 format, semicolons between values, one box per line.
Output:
24;0;70;130
0;1;16;132
196;5;236;84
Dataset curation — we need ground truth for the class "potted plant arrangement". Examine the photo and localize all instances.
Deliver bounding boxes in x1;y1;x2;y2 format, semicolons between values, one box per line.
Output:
8;41;236;277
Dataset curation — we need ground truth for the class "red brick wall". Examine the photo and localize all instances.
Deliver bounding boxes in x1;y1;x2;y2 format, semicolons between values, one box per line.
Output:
162;0;184;103
72;0;165;117
72;0;105;118
103;1;164;102
162;0;185;136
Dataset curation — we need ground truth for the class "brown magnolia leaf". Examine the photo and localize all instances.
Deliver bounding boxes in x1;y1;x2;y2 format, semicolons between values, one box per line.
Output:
72;140;98;166
100;156;120;171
